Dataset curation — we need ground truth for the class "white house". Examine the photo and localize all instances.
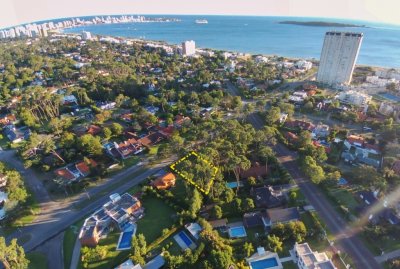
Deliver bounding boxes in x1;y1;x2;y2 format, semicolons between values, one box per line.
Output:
337;90;371;107
293;242;337;269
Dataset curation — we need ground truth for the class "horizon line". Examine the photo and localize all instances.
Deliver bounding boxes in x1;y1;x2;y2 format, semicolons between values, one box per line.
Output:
1;13;399;31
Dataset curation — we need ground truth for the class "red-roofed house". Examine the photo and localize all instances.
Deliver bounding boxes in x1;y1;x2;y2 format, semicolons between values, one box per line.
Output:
87;125;102;136
285;132;298;143
174;115;191;128
114;139;144;159
138;132;166;147
285;120;315;131
0;114;17;126
345;135;365;147
151;173;176;190
239;163;268;179
55;168;77;181
76;159;98;176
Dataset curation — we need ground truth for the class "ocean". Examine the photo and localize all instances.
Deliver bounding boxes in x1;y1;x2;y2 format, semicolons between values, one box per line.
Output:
63;15;400;68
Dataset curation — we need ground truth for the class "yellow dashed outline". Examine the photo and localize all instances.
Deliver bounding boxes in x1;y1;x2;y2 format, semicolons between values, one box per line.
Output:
170;151;218;195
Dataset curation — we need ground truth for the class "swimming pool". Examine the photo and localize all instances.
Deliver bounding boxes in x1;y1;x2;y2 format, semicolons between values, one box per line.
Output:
178;231;193;247
116;231;134;250
229;226;247;238
226;181;244;188
250;257;279;269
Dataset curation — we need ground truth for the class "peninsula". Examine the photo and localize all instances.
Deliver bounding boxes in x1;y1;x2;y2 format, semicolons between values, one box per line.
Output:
279;20;366;27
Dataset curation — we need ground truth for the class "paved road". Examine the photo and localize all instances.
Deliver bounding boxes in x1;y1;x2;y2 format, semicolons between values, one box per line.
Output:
0;148;174;268
226;81;382;269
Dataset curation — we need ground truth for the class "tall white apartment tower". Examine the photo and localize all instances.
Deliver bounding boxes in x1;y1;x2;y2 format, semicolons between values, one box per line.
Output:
317;31;363;85
182;40;196;56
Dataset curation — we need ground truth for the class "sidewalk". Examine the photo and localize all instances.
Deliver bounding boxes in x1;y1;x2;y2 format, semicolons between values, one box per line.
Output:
70;238;81;269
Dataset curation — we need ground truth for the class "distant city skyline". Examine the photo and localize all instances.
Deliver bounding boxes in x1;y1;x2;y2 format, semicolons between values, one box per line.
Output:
1;0;400;29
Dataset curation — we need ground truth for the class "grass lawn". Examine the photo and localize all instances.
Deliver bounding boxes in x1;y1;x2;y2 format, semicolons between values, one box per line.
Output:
27;252;48;269
288;187;307;207
78;231;130;269
327;187;359;214
136;196;176;243
361;233;400;255
283;262;298;269
0;136;10;149
63;219;85;269
122;156;140;168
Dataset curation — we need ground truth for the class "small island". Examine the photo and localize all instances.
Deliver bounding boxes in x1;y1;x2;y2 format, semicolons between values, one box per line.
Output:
279;21;366;28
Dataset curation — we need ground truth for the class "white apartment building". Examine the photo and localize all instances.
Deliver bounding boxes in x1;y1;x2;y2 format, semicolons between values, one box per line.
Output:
338;90;371;107
317;32;363;85
81;31;93;40
295;60;313;70
293;242;337;269
182;40;196;56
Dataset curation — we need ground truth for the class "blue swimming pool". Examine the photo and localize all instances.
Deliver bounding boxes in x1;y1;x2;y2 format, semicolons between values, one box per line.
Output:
250;257;279;269
117;231;133;250
229;226;247;238
178;231;193;247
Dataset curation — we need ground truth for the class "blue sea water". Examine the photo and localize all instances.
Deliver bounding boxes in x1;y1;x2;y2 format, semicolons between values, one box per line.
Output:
64;15;400;68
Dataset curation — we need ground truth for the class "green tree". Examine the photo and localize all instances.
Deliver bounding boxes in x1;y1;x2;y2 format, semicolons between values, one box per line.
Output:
301;156;325;184
265;106;281;125
0;237;29;269
111;123;124;136
267;234;283;253
189;189;203;219
103;127;112;139
212;205;223;219
77;134;103;156
243;242;254;257
243;198;255;211
131;234;147;265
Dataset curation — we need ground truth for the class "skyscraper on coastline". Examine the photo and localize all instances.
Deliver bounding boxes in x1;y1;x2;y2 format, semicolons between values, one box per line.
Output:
317;31;363;85
182;40;196;56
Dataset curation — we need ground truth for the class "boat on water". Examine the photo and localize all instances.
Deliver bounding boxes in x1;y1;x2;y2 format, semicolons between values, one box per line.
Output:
195;19;208;24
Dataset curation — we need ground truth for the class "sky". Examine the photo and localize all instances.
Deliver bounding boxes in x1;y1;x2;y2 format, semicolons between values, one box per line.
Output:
1;0;400;29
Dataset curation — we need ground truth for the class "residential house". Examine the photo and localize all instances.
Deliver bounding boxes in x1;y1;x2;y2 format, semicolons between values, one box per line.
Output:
337;90;371;107
55;159;97;183
0;173;7;188
115;259;142;269
239;162;268;179
343;135;381;168
174;115;191;128
264;207;300;227
96;101;116;110
143;254;165;269
79;193;143;247
285;120;315;132
151;172;176;190
246;247;283;269
253;186;285;208
312;124;330;138
293;242;337;269
3;125;31;143
243;211;269;229
0;114;17;126
138;132;166;147
110;139;145;159
289;91;308;104
208;218;228;229
61;95;78;106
